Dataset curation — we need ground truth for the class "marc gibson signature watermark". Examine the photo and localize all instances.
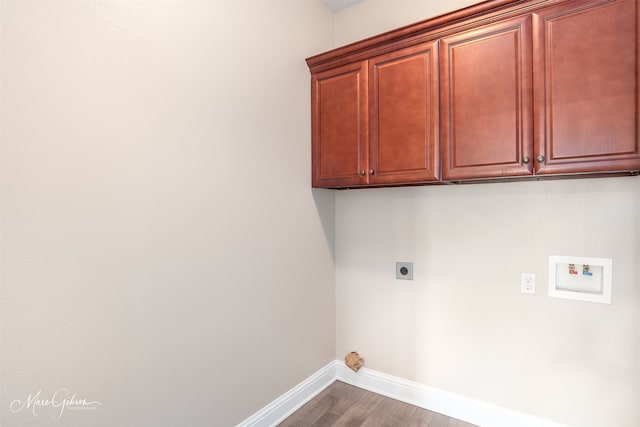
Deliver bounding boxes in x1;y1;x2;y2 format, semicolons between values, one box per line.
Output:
9;388;102;420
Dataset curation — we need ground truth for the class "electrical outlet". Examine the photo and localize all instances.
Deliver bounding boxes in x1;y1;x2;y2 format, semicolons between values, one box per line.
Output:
396;262;413;280
521;273;536;295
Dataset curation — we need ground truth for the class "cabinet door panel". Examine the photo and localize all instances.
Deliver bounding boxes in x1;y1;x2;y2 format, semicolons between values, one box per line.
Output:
441;16;533;180
369;41;440;184
311;62;368;188
533;0;640;174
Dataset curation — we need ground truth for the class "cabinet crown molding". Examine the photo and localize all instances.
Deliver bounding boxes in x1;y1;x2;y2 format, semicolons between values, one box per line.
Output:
307;0;562;73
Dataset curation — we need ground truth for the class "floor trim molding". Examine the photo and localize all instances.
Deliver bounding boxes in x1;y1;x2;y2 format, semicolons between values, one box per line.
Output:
237;360;336;427
238;360;569;427
335;363;568;427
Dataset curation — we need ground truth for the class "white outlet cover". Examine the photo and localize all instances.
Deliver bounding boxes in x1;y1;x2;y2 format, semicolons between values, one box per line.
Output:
521;273;536;295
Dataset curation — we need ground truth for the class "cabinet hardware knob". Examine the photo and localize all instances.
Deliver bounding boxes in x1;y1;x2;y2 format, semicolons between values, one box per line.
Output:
359;170;366;176
523;156;530;164
536;155;545;163
369;169;375;175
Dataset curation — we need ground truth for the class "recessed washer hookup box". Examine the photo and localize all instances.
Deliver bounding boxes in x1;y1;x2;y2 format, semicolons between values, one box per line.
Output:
548;255;612;304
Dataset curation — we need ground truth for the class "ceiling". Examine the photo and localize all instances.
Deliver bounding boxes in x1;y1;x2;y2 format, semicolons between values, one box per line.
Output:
322;0;364;12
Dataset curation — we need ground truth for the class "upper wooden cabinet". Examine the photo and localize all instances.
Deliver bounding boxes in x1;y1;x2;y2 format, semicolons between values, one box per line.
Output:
532;0;640;175
311;61;368;188
369;41;440;186
310;42;439;188
441;16;533;180
306;0;640;188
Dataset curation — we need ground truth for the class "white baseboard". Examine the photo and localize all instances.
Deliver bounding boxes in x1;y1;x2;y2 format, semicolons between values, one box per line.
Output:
238;360;569;427
335;362;569;427
236;360;336;427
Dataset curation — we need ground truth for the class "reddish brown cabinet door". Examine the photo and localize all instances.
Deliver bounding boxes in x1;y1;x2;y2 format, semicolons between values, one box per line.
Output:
440;16;533;180
533;0;640;175
369;41;440;185
311;61;368;188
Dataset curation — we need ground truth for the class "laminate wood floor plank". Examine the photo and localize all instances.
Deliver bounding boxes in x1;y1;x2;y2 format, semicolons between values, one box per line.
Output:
311;384;367;427
332;388;386;426
280;394;339;427
278;381;477;427
425;412;477;427
445;418;478;427
279;381;365;427
372;398;418;427
425;413;450;427
404;407;436;427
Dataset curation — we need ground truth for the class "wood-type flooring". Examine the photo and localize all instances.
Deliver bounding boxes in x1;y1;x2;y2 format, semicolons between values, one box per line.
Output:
278;381;478;427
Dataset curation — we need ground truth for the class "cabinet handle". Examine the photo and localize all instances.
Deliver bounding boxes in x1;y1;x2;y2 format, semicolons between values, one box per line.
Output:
523;156;530;164
369;169;375;175
359;170;366;176
536;155;545;163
